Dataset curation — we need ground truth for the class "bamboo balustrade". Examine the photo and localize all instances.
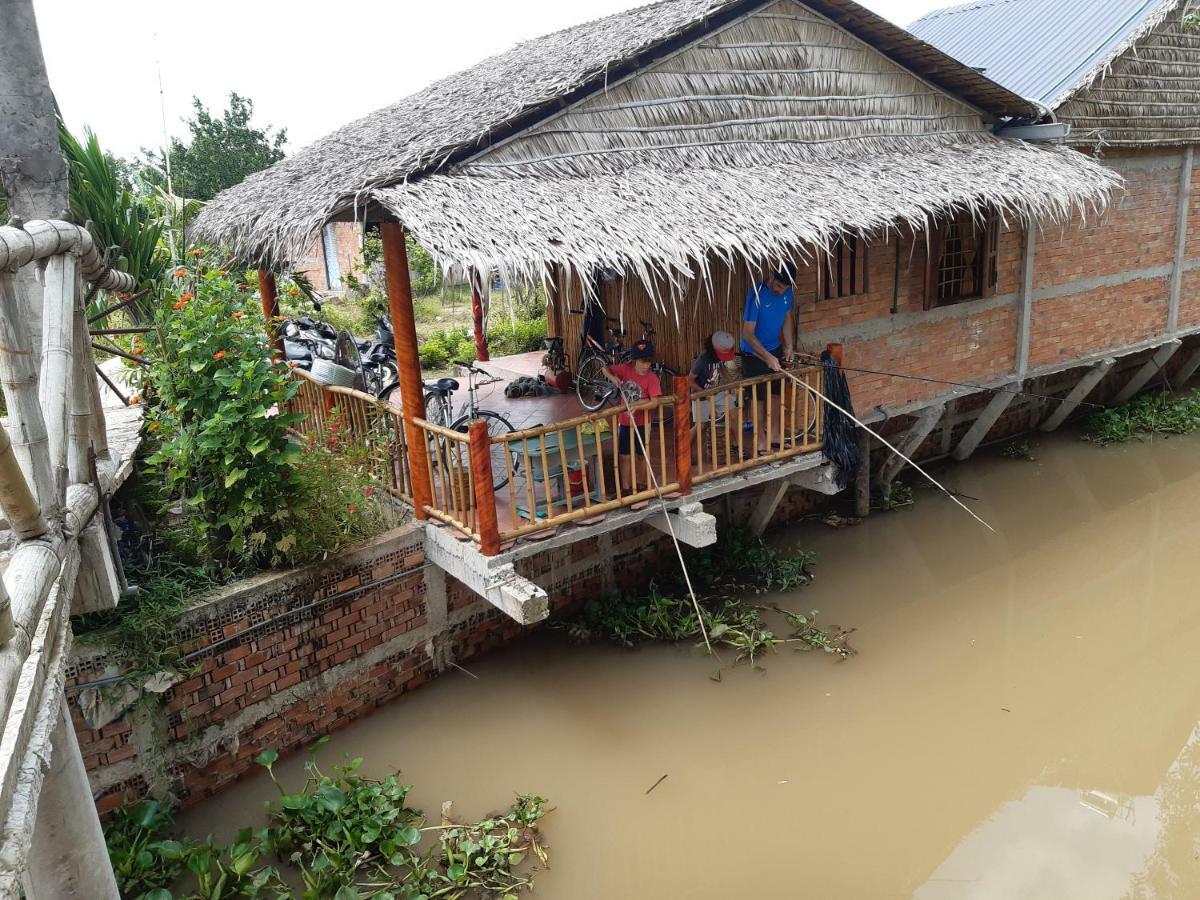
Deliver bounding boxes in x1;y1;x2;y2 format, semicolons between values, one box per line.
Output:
287;366;824;549
284;369;414;503
0;219;136;895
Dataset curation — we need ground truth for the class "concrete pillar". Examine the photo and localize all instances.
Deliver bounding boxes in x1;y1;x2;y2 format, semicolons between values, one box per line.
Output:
746;480;790;536
1015;225;1037;380
1113;340;1181;405
1171;345;1200;390
23;704;119;900
0;0;69;351
1040;359;1114;431
878;403;945;493
853;429;871;517
1168;147;1194;335
952;383;1020;461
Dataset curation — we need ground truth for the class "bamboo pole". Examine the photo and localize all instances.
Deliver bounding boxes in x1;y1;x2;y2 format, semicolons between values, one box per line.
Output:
468;420;501;555
0;274;54;508
68;300;92;485
380;222;433;520
39;253;77;503
0;425;47;541
257;270;283;359
673;376;692;495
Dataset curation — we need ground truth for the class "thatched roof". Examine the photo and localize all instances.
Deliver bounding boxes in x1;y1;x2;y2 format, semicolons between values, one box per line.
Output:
374;139;1118;292
193;0;1118;289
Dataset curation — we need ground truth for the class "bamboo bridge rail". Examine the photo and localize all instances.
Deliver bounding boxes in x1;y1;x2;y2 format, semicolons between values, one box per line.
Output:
0;219;135;898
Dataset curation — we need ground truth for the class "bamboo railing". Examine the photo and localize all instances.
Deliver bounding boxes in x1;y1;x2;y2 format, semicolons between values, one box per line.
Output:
691;366;823;484
286;369;414;503
288;366;824;550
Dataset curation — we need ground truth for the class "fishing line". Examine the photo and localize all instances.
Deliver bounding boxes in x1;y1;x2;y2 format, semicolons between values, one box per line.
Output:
615;385;719;659
779;368;996;534
794;354;1106;410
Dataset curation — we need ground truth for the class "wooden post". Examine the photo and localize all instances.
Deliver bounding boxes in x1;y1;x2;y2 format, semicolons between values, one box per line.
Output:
468;419;501;556
380;222;432;520
257;270;283;359
673;375;692;495
471;276;489;362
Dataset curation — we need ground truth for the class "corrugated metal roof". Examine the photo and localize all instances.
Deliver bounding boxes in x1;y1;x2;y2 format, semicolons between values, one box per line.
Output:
908;0;1175;108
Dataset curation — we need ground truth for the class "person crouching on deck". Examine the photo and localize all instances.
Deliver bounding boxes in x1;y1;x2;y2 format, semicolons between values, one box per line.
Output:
603;339;661;495
689;331;738;456
740;262;796;454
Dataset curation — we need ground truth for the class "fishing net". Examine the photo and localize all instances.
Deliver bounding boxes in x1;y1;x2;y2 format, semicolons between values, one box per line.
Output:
820;349;860;490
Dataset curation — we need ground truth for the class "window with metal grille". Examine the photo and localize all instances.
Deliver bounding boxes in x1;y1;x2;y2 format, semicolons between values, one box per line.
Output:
322;224;342;292
821;233;868;300
925;213;999;308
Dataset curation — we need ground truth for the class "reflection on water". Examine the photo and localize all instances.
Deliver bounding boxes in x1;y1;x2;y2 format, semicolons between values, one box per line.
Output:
180;432;1200;898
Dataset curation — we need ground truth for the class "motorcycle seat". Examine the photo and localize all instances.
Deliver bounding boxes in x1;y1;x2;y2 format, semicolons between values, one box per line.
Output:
425;378;459;395
283;339;312;361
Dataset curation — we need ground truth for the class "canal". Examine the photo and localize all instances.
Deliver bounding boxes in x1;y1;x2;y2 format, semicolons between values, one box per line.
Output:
182;429;1200;898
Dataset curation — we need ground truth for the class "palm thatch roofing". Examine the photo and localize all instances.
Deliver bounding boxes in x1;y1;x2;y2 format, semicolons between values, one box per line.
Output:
193;0;1120;291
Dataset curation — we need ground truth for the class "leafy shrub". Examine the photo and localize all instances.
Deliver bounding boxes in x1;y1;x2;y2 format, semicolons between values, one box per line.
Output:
1084;388;1200;444
419;326;475;370
144;251;305;569
488;316;548;357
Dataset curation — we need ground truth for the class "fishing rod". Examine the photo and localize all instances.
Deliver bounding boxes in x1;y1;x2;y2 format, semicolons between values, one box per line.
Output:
615;386;719;659
779;367;996;534
793;354;1106;411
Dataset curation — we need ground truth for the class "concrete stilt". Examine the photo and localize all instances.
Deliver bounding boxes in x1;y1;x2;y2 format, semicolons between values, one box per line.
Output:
23;705;119;900
952;383;1020;461
648;501;717;547
877;403;945;494
1040;359;1115;431
1113;340;1181;405
854;430;871;517
1170;346;1200;390
746;480;790;536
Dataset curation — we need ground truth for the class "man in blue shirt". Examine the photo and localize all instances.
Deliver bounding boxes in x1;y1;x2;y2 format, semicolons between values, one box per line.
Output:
740;262;797;453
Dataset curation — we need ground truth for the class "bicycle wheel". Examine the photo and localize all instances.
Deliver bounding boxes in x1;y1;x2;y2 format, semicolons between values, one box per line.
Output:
576;355;613;411
453;410;519;492
423;392;453;429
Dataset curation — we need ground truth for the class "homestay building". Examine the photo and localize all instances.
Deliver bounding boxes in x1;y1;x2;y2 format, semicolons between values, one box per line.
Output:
193;0;1124;626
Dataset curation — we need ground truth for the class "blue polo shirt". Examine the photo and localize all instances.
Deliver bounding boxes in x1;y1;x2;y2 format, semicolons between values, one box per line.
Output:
740;281;794;354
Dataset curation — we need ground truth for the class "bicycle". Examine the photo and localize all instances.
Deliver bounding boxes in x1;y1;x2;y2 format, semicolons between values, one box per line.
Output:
422;361;521;491
570;309;678;411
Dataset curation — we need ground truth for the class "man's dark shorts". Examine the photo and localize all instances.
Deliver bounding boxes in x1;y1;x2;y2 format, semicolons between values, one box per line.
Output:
739;351;784;396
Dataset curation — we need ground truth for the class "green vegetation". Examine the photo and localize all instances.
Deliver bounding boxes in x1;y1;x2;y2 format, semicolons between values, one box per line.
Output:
1084;388;1200;444
877;481;913;511
105;743;551;899
1000;439;1035;461
564;529;854;671
140;93;286;202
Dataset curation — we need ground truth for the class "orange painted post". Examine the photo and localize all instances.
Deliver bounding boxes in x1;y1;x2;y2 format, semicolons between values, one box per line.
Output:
380;222;433;520
471;275;489;362
673;375;692;495
468;419;501;555
257;270;283;359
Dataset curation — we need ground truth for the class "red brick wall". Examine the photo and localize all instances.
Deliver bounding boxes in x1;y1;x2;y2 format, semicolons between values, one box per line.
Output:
294;221;362;295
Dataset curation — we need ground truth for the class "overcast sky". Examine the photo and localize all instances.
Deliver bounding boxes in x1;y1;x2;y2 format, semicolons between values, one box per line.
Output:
36;0;947;160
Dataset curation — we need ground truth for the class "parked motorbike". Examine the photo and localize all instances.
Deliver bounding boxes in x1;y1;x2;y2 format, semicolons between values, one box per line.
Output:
283;302;398;399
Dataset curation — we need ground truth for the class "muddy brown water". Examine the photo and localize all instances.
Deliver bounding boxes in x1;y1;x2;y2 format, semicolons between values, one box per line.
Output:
181;431;1200;898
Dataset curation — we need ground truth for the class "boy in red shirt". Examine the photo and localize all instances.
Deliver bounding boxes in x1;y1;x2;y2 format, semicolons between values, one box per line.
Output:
603;339;661;495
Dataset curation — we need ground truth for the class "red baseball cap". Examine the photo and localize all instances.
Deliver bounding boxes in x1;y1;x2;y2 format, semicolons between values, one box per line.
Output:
713;331;736;361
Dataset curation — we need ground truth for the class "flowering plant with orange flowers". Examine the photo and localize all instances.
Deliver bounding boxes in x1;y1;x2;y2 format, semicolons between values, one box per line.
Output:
145;255;305;568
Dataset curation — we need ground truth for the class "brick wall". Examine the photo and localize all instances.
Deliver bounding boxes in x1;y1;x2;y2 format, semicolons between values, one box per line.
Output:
294;221;363;295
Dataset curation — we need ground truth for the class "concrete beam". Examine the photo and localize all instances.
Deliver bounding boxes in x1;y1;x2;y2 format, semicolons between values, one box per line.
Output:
1113;340;1182;405
746;480;790;536
1040;359;1115;431
422;524;548;625
952;384;1020;461
789;462;842;496
878;403;945;490
1015;226;1036;380
647;501;717;547
1171;346;1200;390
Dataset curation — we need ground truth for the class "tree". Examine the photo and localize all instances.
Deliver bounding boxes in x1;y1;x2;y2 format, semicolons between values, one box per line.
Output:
144;93;286;201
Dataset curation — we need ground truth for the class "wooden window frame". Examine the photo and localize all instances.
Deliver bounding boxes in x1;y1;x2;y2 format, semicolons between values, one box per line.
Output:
924;212;1000;309
820;233;869;300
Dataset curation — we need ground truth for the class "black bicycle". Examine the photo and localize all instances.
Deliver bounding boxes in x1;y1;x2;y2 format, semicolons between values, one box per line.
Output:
571;309;677;411
422;361;521;491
